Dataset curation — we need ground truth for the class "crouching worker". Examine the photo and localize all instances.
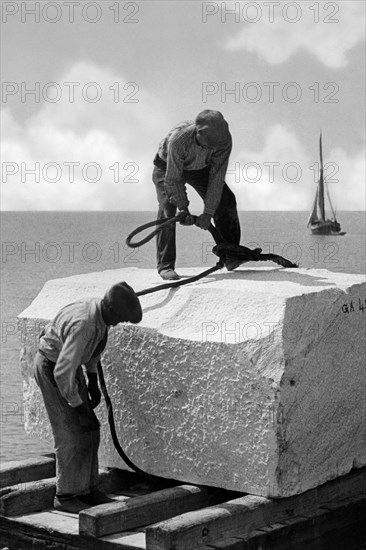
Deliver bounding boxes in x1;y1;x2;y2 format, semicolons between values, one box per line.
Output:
34;282;142;513
153;109;241;280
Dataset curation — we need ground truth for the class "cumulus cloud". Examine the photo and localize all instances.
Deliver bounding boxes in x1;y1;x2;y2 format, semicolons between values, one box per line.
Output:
1;61;168;210
227;125;365;210
2;63;364;212
327;146;366;211
225;1;365;68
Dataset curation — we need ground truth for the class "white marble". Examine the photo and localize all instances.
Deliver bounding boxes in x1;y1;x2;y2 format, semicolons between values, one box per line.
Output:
19;267;366;497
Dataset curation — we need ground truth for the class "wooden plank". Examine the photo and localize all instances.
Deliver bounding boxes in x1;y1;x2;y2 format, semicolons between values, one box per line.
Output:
207;537;248;549
145;467;366;550
0;514;146;549
0;454;55;489
319;493;366;512
16;509;146;548
79;485;231;537
1;487;365;550
0;453;159;495
256;522;286;535
146;495;266;550
190;496;366;550
0;477;56;516
26;509;80;535
211;496;366;550
0;467;124;517
102;531;146;549
242;496;366;550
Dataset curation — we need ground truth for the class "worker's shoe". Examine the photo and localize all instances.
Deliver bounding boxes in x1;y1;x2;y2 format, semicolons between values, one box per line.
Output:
79;490;115;506
159;269;180;281
226;248;262;271
54;495;91;513
225;259;243;271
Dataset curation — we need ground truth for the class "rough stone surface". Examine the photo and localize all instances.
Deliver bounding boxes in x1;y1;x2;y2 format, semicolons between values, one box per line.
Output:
19;267;366;497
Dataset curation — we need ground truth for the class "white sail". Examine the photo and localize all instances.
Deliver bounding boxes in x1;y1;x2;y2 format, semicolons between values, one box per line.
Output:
325;180;337;220
307;188;319;226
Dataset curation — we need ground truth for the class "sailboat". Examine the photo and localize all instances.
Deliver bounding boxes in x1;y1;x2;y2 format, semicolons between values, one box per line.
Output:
307;133;345;235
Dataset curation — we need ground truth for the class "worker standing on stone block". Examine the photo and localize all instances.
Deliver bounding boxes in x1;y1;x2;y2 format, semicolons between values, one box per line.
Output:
153;110;241;281
33;282;142;513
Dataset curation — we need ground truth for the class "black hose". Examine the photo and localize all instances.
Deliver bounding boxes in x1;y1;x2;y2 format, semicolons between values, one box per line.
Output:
136;263;223;296
97;360;167;483
126;215;225;248
100;216;297;479
126;216;181;248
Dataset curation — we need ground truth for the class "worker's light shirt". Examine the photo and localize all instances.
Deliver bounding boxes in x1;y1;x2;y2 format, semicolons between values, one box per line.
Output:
157;121;232;216
39;298;107;408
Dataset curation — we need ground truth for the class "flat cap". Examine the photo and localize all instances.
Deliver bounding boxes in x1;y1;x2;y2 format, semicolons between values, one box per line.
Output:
195;110;230;148
104;282;142;324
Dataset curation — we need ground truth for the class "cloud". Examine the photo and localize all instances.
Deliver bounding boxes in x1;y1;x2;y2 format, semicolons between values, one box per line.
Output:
327;146;366;211
225;1;365;68
226;125;365;210
1;63;364;212
1;61;169;210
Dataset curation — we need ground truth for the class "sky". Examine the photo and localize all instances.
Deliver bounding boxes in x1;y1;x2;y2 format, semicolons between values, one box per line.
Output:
1;0;365;211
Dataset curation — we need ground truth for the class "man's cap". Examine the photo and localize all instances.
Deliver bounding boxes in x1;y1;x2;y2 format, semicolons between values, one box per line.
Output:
195;110;230;148
104;282;142;324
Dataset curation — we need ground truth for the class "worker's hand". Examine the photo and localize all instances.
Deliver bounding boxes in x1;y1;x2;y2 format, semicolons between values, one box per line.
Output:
87;373;101;409
75;403;100;431
195;213;212;231
177;208;195;226
163;199;177;219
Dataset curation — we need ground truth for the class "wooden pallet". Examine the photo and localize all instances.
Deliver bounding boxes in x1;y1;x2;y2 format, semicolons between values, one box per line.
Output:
0;455;365;550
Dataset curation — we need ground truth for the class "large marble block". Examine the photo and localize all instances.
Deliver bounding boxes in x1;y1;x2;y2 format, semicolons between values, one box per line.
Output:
19;267;366;497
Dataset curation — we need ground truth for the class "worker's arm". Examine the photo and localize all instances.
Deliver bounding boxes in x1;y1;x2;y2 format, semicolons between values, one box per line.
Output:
54;325;100;429
164;141;189;210
53;322;88;407
84;356;101;408
202;138;232;218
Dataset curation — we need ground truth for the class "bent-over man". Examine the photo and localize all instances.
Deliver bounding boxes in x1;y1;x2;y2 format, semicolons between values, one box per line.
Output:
34;282;142;513
153;109;241;280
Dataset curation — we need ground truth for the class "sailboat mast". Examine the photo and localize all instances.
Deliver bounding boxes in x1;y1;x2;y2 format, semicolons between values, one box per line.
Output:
318;132;326;221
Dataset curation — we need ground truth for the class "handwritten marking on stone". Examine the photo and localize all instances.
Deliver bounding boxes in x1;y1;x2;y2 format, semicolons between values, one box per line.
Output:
342;298;366;314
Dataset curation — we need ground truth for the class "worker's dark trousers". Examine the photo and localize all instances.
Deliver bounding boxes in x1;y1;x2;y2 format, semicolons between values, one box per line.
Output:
152;159;241;273
34;352;100;497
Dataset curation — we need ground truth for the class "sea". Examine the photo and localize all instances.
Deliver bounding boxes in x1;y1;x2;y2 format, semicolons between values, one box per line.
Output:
1;211;365;464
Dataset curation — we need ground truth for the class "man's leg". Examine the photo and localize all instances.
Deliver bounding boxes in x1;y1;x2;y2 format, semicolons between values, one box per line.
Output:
34;352;99;505
185;168;222;245
185;169;241;245
152;165;177;273
184;167;209;202
89;426;101;493
74;369;113;506
214;184;241;245
73;368;100;494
